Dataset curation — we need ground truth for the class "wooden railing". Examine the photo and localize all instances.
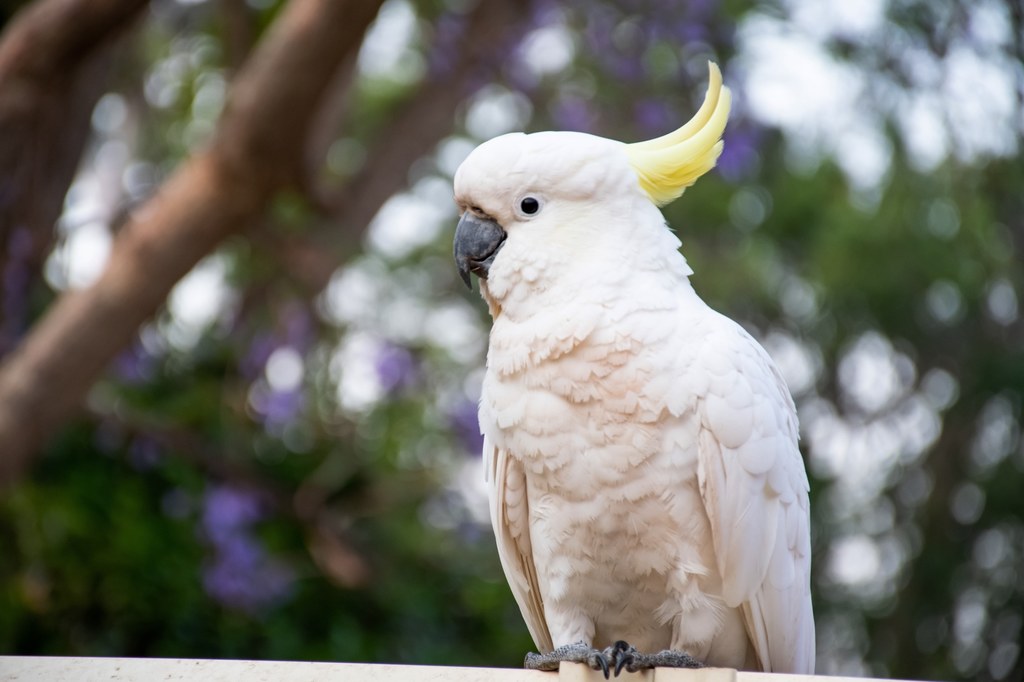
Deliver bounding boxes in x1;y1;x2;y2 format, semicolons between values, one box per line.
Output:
0;657;893;681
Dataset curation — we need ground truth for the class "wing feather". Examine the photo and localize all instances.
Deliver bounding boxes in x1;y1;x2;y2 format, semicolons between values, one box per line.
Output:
484;435;553;652
694;321;815;674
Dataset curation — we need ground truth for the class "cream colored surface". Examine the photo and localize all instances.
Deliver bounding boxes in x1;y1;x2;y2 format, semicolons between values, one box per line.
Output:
0;658;905;681
0;657;545;681
558;661;737;682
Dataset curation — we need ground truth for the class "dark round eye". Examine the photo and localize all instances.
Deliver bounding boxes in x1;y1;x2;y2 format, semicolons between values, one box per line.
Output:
519;196;540;215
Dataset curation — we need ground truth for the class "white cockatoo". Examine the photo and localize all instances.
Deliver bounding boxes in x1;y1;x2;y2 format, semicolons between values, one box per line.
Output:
452;63;814;677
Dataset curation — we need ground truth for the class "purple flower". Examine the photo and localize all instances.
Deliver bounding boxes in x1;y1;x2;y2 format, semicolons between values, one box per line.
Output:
449;399;484;456
583;13;615;56
374;342;418;394
201;535;294;613
113;341;158;384
606;53;646;82
282;303;314;349
634;99;676;135
200;485;295;613
239;333;275;380
248;384;305;431
428;12;468;77
551;95;595;132
671;20;708;43
684;0;719;18
504;59;540;95
202;486;264;543
717;124;765;182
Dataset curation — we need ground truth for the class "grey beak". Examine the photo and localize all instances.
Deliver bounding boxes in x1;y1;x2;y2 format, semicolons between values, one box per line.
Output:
453;212;507;289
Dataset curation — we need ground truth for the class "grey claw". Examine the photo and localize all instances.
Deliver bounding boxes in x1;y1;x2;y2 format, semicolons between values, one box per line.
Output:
524;641;616;676
609;642;704;672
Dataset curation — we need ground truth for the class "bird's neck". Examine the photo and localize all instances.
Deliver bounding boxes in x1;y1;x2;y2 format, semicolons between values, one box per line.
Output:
481;215;695;324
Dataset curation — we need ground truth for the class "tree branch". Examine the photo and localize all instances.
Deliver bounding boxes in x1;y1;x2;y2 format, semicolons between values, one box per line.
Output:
276;0;537;293
0;0;148;352
0;0;385;485
218;0;256;74
0;0;146;78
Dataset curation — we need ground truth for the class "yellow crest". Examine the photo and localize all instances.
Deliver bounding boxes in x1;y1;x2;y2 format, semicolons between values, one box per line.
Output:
625;61;732;206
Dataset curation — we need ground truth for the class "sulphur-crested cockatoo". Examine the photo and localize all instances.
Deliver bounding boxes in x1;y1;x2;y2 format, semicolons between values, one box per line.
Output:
452;63;814;677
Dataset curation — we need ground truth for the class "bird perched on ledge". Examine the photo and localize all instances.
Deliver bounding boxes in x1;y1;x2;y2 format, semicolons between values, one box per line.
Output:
452;62;814;677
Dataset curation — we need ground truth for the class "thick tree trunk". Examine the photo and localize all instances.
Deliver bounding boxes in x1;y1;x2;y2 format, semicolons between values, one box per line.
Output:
0;0;384;484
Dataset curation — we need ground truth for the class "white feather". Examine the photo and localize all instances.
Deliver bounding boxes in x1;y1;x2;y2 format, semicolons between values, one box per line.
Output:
457;128;815;673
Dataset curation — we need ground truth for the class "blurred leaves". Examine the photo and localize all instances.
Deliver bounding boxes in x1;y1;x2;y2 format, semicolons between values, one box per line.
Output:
0;0;1022;679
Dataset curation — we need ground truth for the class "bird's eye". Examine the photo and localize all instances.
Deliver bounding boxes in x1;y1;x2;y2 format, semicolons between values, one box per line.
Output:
518;196;541;216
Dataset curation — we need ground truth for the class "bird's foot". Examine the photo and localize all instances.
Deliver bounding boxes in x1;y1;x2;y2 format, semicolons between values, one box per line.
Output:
525;641;613;678
525;640;703;678
606;640;704;675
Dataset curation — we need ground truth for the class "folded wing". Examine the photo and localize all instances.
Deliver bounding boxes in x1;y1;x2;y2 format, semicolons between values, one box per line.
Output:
694;320;815;673
485;436;553;652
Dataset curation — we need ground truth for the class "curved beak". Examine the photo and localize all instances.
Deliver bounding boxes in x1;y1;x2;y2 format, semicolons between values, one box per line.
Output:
453;212;507;289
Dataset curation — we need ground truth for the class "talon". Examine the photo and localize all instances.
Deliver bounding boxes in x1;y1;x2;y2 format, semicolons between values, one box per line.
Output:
523;641;628;677
609;640;632;677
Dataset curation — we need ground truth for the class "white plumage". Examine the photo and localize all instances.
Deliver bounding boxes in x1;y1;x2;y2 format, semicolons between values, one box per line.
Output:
453;64;814;674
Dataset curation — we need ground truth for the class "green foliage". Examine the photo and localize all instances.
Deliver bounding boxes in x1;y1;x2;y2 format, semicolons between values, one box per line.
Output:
2;0;1022;679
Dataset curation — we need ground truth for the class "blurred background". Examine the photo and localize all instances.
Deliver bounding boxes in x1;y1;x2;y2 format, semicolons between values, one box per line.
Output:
0;0;1021;679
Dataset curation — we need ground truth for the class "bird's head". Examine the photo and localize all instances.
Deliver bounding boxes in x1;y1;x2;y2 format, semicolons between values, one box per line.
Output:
452;61;731;303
